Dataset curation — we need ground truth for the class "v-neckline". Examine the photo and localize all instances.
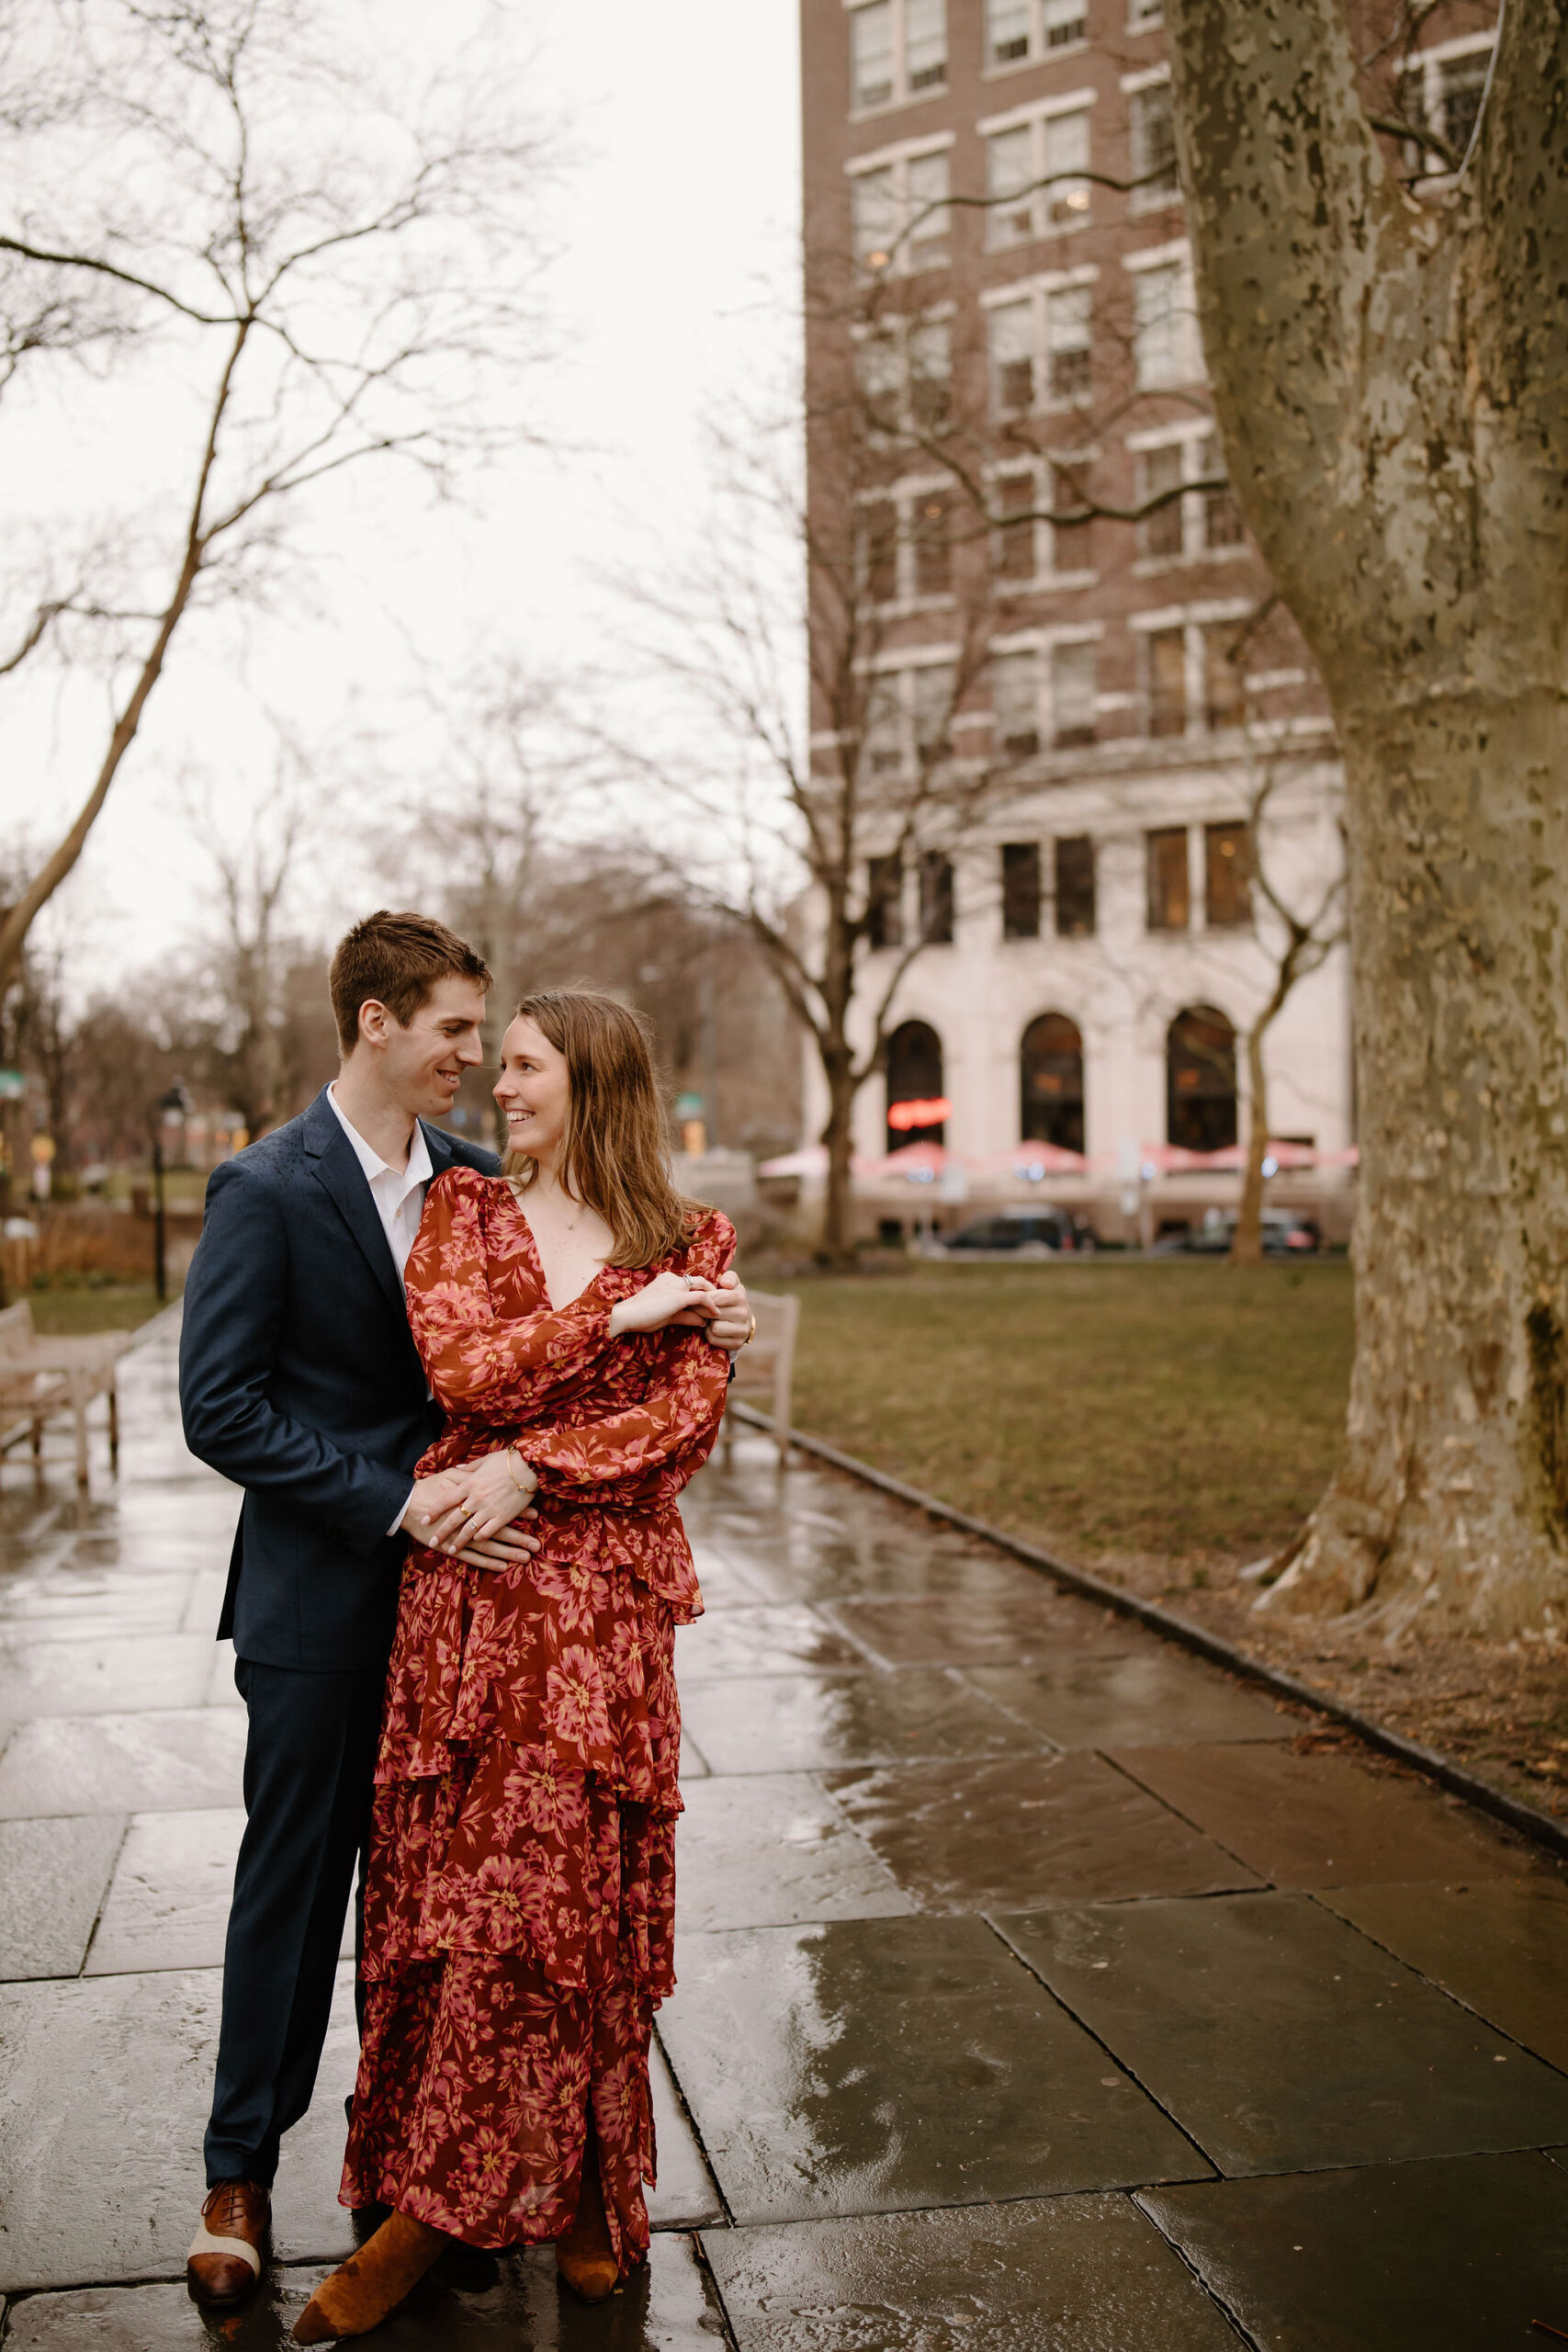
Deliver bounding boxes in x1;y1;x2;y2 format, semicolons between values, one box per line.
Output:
503;1182;611;1313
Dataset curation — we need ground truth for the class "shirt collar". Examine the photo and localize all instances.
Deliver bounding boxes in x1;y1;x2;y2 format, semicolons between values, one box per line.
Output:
327;1084;434;1196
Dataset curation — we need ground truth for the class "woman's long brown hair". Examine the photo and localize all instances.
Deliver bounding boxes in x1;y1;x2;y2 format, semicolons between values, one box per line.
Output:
502;989;705;1267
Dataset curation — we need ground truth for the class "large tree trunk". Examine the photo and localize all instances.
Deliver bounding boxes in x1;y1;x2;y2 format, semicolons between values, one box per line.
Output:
1167;0;1568;1634
1268;688;1568;1634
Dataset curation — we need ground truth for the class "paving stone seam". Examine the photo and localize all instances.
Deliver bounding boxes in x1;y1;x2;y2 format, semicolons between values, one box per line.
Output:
1097;1748;1292;1889
733;1406;1568;1864
73;1812;132;1982
977;1913;1224;2186
1296;1888;1568;2086
652;2021;738;2233
1131;2191;1265;2352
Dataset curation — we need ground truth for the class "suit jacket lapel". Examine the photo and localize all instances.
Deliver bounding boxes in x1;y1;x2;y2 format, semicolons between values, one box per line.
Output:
421;1120;457;1178
301;1088;405;1317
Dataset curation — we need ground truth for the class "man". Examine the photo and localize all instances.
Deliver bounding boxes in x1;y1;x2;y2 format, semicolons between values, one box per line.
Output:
178;911;752;2309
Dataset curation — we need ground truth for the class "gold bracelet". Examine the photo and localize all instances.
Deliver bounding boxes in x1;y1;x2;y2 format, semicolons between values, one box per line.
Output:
502;1445;534;1494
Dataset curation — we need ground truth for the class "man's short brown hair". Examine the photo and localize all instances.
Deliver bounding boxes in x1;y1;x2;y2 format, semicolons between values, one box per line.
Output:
329;910;491;1054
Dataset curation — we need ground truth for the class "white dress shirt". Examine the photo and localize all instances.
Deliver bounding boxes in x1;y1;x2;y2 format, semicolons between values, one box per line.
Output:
327;1085;434;1533
326;1084;434;1285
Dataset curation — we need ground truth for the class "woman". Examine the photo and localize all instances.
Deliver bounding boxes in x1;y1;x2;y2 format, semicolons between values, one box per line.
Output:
293;989;736;2344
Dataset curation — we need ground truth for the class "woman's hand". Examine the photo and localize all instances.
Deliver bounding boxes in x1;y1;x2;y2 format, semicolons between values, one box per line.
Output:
608;1270;728;1338
404;1453;539;1564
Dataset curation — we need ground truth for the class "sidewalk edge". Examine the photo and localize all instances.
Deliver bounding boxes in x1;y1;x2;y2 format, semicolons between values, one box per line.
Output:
730;1404;1568;1865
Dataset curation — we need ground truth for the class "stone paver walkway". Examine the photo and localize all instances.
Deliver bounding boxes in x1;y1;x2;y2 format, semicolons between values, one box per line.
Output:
4;1311;1568;2348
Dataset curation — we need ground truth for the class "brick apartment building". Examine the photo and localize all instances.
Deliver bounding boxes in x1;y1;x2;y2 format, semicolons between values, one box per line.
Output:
795;0;1497;1242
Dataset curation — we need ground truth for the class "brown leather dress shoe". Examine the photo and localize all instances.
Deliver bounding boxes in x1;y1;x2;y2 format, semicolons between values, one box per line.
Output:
186;2177;270;2308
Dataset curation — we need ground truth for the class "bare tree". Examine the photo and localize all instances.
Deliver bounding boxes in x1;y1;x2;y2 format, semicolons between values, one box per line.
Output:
607;387;1003;1266
1162;0;1565;1637
0;0;553;999
184;768;314;1140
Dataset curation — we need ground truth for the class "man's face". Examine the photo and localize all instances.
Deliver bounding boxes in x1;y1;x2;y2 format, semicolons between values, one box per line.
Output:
376;976;489;1120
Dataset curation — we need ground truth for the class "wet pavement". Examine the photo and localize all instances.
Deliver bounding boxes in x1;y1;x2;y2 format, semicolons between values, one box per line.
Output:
3;1312;1568;2347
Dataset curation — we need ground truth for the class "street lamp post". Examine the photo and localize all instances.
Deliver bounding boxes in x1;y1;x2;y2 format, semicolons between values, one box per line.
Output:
151;1082;193;1304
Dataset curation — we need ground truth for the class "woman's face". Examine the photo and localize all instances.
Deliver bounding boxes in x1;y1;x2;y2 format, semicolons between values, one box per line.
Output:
494;1015;571;1162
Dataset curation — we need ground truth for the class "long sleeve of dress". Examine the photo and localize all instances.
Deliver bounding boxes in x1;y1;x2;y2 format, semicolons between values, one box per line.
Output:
518;1325;731;1493
406;1169;620;1423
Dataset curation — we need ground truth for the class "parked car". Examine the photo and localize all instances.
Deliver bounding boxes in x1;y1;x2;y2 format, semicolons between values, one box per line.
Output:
1156;1208;1320;1256
942;1206;1090;1257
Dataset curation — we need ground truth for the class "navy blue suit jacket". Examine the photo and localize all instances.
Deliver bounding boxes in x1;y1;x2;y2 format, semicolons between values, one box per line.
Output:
178;1087;500;1672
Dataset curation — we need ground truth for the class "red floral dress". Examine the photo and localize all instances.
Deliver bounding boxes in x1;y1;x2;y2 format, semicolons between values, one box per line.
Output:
340;1167;734;2263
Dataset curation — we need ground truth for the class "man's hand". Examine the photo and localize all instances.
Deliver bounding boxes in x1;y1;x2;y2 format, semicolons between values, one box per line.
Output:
402;1457;539;1567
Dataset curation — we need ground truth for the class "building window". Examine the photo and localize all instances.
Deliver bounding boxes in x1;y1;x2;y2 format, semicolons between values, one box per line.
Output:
987;0;1032;64
987;283;1093;415
1050;465;1095;574
987;108;1091;246
1141;442;1186;559
861;497;899;604
908;317;953;428
1200;433;1244;546
1046;0;1088;48
1137;432;1244;560
907;0;948;90
864;663;957;775
1129;0;1164;22
1202;624;1247;729
1021;1013;1086;1150
1052;639;1098;745
1130;80;1179;206
1205;820;1251;926
987;125;1035;246
992;650;1041;756
911;490;953;596
994;469;1037;581
985;0;1085;67
886;1019;945;1148
919;849;955;942
852;0;947;112
1055;833;1096;933
859;314;953;435
1001;842;1041;937
1400;39;1494;173
1146;626;1188;736
863;677;906;776
867;854;904;948
1046;283;1093;400
1146;825;1190;930
988;299;1035;414
1168;1004;1237;1151
1132;261;1194;389
851;149;951;277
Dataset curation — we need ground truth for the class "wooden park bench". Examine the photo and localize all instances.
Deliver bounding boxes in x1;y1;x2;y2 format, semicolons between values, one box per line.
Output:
720;1288;800;1471
0;1298;134;1487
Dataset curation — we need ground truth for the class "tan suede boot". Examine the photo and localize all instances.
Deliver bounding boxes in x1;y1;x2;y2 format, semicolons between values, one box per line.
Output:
555;2125;619;2304
291;2211;446;2342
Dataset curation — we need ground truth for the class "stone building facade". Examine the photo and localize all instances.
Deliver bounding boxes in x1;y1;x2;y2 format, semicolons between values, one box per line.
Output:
795;0;1495;1242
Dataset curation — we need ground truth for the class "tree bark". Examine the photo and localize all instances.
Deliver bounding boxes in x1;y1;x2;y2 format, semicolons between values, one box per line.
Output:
1166;0;1568;1634
1232;1016;1272;1269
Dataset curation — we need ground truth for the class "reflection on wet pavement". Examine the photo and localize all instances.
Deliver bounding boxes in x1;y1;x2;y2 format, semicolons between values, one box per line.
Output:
3;1313;1568;2349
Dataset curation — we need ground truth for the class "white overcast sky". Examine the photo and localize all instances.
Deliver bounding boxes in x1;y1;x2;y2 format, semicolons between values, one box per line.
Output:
6;0;803;988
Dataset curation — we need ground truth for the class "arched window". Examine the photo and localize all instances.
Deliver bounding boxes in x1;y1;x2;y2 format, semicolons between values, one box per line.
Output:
886;1020;945;1149
1168;1005;1237;1151
1021;1013;1084;1152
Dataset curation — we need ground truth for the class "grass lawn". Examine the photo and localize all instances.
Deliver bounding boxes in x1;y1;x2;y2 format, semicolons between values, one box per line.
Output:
772;1258;1355;1574
23;1284;170;1337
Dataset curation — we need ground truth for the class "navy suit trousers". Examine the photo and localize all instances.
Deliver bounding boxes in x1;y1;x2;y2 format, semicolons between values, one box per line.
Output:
203;1657;387;2188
